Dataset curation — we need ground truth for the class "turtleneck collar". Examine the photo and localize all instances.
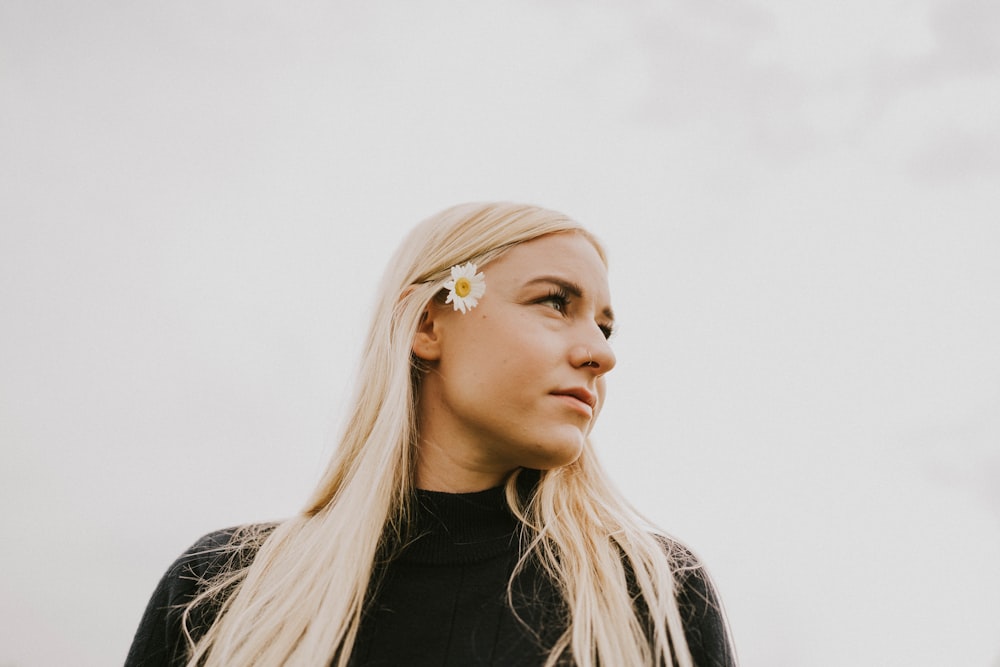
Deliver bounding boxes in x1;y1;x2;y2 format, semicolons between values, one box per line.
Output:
399;469;540;565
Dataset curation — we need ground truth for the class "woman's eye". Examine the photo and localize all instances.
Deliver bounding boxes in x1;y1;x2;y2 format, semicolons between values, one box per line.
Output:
540;293;568;312
599;323;614;340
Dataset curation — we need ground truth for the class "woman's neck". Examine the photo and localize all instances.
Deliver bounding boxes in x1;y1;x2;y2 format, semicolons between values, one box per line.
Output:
412;437;517;492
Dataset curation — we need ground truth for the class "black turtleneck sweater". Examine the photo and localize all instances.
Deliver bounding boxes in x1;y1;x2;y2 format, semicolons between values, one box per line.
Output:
125;484;735;666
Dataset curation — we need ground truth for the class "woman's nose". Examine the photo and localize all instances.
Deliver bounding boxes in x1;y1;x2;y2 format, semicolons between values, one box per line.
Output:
574;331;616;374
590;338;616;374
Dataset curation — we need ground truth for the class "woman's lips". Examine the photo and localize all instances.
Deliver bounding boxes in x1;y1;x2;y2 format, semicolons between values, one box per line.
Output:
551;388;596;416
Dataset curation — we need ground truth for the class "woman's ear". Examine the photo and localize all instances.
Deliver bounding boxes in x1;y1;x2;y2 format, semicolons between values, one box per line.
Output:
412;307;442;361
411;296;443;362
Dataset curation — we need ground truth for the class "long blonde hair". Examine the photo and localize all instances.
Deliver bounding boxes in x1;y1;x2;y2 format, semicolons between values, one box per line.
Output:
183;202;695;667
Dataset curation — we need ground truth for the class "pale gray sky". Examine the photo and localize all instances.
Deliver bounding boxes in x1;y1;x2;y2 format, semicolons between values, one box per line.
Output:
2;2;999;665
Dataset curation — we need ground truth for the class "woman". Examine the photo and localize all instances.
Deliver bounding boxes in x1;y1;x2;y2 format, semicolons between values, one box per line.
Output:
126;202;736;666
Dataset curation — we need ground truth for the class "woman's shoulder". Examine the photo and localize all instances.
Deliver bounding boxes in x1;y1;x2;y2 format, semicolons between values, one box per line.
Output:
170;523;279;580
654;534;738;667
148;522;280;602
125;523;280;666
652;533;716;584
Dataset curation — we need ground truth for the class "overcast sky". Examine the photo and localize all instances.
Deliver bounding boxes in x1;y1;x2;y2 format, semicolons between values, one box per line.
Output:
2;2;999;666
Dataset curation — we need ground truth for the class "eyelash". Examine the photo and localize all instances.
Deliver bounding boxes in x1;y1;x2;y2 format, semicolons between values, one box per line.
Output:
539;288;615;340
541;287;570;312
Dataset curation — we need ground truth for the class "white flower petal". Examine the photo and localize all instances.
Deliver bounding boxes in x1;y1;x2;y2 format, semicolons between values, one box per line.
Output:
443;262;486;313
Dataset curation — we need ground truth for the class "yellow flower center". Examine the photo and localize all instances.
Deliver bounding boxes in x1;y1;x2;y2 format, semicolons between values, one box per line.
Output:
454;277;472;298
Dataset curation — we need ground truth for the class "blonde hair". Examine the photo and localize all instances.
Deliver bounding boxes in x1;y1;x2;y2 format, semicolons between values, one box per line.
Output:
183;202;695;667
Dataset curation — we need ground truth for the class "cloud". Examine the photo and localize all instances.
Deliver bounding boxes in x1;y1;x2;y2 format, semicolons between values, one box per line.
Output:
907;127;1000;184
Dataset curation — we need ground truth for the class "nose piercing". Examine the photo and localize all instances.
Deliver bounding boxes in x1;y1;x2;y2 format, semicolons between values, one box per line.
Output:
585;351;596;367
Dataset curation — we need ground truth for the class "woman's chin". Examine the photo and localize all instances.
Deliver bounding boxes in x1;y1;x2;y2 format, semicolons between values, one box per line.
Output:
520;438;585;471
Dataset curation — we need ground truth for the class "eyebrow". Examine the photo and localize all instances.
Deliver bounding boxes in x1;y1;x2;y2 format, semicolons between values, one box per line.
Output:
525;276;616;322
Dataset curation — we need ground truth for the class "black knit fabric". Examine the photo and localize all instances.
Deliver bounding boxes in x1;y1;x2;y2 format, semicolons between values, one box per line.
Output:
125;483;735;666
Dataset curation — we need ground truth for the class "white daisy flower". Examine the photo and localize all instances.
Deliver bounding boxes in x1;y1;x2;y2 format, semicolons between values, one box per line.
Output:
443;262;486;314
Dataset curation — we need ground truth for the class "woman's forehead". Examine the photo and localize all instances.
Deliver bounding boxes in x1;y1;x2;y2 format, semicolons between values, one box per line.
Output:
488;233;611;298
